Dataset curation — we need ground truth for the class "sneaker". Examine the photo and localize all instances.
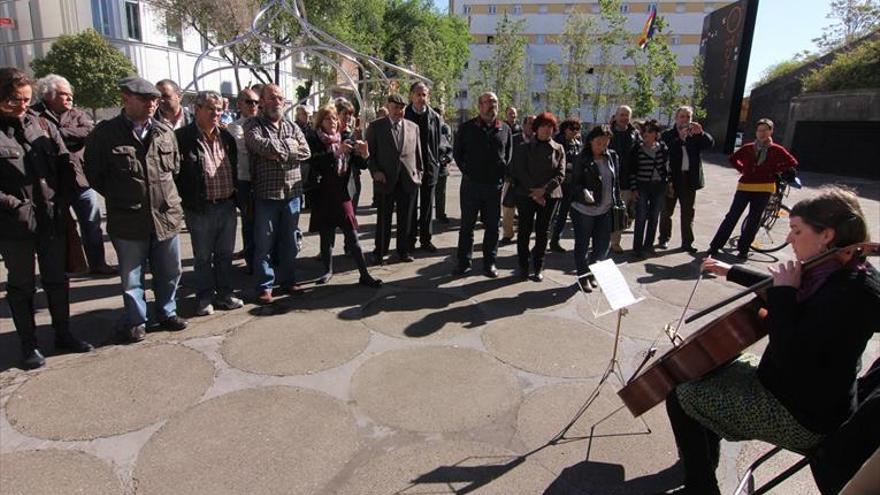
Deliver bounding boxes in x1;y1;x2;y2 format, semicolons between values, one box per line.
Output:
657;241;669;250
215;296;244;310
578;278;593;293
484;263;499;278
21;346;46;369
195;301;214;316
256;290;273;305
158;315;188;332
122;324;146;343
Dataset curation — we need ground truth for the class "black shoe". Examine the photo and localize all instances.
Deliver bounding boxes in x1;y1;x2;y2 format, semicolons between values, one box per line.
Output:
657;241;669;250
358;275;383;288
682;244;699;253
316;272;333;285
420;242;438;253
578;278;593;293
55;332;94;353
484;264;499;278
21;346;45;369
549;242;566;253
437;215;450;224
454;263;472;276
372;254;386;266
398;253;415;263
121;324;146;343
158;316;188;332
531;271;544;282
588;274;599;289
518;267;529;281
499;237;514;246
736;252;749;262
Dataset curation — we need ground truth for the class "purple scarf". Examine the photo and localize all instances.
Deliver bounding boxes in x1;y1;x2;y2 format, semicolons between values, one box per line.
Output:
317;129;347;175
798;255;866;302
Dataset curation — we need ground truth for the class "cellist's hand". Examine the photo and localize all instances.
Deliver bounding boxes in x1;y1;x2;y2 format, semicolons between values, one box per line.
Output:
701;256;731;277
768;260;802;288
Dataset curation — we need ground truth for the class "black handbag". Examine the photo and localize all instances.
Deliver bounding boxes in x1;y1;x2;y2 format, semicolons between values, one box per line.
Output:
611;202;628;233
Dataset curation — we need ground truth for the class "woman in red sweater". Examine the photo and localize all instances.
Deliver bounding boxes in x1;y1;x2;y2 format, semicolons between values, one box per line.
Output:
708;118;797;260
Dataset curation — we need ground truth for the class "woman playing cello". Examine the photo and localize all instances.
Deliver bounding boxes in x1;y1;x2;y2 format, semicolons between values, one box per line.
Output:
664;186;879;494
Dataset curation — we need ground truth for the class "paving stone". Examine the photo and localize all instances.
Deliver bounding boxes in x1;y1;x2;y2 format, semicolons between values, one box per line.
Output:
350;347;521;432
356;290;487;339
5;345;214;440
0;450;123;494
221;310;370;375
134;386;358;495
332;439;558;495
483;314;615;378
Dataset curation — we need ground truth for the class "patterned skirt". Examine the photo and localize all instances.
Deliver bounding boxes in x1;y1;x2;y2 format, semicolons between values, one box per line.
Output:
676;353;823;453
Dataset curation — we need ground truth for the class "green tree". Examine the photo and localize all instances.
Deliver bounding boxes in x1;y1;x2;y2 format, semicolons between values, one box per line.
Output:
543;61;565;115
752;51;818;88
690;55;708;120
813;0;880;51
470;14;532;115
31;29;136;113
589;0;629;123
556;12;596;119
803;37;880;91
623;16;681;122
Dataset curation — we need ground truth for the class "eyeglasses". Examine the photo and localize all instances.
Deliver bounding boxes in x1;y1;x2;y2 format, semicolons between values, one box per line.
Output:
242;100;259;106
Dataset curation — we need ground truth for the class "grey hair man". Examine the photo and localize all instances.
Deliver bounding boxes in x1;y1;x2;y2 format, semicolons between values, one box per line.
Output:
32;74;117;275
227;87;260;272
607;104;641;253
404;81;443;253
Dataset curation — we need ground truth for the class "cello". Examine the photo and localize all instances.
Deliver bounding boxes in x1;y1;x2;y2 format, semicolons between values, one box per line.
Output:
618;242;880;418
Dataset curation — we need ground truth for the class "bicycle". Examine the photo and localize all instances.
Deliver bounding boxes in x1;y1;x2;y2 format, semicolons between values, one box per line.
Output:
728;172;802;254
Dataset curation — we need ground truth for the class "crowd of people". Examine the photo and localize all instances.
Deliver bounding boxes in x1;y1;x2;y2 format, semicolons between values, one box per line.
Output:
1;64;878;493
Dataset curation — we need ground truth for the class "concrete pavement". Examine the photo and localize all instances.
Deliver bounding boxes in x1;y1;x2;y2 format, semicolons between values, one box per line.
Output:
1;157;878;494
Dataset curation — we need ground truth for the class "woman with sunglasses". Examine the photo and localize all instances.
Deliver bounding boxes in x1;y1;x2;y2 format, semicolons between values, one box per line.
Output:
0;67;93;369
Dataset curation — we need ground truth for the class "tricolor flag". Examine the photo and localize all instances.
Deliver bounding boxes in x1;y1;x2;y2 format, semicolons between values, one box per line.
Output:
637;4;658;50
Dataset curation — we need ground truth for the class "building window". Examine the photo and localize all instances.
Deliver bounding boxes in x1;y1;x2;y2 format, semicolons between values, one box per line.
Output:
565;3;575;13
675;3;686;13
534;64;544;75
591;4;600;13
463;4;471;14
513;4;522;15
486;35;494;44
124;1;141;41
535;34;545;44
200;33;211;52
620;3;630;14
166;13;183;49
538;4;548;14
671;35;681;45
91;0;112;36
457;89;468;99
488;4;496;14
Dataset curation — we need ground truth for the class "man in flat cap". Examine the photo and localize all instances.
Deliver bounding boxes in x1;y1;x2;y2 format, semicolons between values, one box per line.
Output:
365;93;423;265
84;76;188;343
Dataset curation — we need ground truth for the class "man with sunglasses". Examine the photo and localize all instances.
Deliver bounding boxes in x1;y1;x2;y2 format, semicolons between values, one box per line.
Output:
84;77;189;343
227;88;260;273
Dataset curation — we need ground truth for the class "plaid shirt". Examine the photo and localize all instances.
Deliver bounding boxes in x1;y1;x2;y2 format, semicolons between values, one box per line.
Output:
244;115;310;200
198;129;235;201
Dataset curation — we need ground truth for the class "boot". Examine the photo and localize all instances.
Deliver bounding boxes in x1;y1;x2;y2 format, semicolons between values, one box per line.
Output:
21;343;45;369
532;259;545;282
55;329;94;353
352;243;382;288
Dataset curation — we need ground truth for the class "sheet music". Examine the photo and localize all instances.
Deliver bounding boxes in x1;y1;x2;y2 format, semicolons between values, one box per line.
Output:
588;259;638;311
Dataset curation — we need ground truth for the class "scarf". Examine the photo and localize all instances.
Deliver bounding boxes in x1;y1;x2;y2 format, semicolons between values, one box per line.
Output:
797;255;866;302
318;129;347;175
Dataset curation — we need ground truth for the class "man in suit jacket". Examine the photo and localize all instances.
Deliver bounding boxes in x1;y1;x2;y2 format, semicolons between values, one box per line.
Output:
366;93;423;264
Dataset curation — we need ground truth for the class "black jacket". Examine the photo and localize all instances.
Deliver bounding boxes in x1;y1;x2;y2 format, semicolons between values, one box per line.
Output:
174;123;238;212
453;117;513;186
660;128;714;191
728;263;880;434
0;112;72;240
306;132;367;201
610;123;641;180
571;149;622;208
404;105;442;186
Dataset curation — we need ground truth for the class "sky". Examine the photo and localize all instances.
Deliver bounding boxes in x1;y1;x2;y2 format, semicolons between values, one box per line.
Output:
431;0;834;93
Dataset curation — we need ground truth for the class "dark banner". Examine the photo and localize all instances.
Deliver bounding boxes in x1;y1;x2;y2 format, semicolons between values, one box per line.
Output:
699;0;759;153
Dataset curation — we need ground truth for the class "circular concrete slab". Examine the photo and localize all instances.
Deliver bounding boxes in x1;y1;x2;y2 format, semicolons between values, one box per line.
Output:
357;290;486;339
134;386;358;495
6;345;214;440
483;315;615;378
464;280;581;317
333;440;557;494
515;382;680;495
0;450;122;494
222;311;370;375
642;276;741;314
351;347;521;432
169;311;254;340
578;296;685;341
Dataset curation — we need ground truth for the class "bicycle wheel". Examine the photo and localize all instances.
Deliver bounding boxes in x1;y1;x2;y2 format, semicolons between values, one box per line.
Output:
751;204;791;253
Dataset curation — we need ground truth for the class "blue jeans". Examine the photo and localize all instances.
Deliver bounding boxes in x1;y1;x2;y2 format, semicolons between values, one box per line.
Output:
253;196;301;291
457;176;502;267
709;190;772;255
236;180;254;270
70;187;107;268
633;181;667;252
111;234;182;328
571;209;612;276
185;200;237;302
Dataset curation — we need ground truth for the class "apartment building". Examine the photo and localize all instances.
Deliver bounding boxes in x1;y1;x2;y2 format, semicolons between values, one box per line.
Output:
0;0;311;101
450;0;732;122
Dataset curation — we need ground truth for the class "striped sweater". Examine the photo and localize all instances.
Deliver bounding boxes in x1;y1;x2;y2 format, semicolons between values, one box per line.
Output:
628;142;670;190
